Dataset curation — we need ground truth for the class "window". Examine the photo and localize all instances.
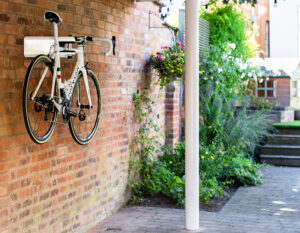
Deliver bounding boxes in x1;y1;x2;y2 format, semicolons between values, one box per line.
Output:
257;80;276;98
292;80;298;97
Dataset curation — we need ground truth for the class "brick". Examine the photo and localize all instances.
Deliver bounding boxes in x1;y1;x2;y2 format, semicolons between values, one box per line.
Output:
40;161;50;170
19;209;30;219
18;188;30;199
27;0;37;4
17;167;29;178
17;17;29;25
0;14;9;22
0;173;9;184
0;186;8;196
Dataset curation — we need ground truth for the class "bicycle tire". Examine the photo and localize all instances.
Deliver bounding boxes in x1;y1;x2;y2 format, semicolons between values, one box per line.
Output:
68;69;101;145
23;55;58;144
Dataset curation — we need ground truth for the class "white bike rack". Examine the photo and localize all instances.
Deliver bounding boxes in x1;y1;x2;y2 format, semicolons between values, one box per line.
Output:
24;36;75;57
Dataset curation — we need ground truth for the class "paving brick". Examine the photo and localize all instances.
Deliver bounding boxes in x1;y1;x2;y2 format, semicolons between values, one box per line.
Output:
86;167;300;233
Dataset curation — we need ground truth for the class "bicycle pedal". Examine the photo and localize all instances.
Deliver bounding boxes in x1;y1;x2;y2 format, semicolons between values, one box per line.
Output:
66;108;77;118
34;103;42;112
79;110;86;121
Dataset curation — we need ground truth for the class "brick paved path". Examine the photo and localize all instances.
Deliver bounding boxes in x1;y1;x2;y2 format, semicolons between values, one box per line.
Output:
85;167;300;233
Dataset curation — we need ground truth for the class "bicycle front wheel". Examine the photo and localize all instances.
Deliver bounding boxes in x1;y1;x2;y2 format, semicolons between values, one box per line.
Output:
23;55;58;144
68;70;101;145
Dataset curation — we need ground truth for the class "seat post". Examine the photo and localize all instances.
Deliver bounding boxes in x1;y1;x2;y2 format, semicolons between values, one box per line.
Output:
53;22;62;102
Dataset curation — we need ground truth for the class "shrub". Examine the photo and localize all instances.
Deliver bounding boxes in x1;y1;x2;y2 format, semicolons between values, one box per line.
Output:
131;159;185;205
199;81;272;156
201;4;258;59
199;43;261;100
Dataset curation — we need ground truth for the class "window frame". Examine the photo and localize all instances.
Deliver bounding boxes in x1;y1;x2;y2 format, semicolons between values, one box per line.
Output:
256;79;276;98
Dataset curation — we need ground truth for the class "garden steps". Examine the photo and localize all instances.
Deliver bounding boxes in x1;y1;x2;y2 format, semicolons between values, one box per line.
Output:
260;155;300;166
267;134;300;145
261;145;300;156
273;126;300;135
259;126;300;166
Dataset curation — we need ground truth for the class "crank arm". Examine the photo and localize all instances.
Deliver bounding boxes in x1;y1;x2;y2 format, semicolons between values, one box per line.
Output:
53;101;63;112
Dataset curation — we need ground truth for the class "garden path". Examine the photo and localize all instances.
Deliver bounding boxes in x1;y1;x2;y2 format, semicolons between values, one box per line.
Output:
85;166;300;233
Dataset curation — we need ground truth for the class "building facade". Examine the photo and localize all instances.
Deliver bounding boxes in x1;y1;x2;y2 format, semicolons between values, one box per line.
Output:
0;1;183;232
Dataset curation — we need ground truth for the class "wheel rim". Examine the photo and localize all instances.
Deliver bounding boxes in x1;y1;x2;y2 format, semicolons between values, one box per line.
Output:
69;72;100;143
25;57;57;142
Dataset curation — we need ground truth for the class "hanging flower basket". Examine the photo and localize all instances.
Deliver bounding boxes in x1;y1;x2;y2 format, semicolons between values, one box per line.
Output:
148;41;185;87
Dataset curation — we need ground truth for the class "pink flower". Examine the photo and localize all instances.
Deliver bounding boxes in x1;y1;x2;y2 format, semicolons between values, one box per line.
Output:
161;45;168;49
181;64;185;67
177;41;184;47
157;55;163;60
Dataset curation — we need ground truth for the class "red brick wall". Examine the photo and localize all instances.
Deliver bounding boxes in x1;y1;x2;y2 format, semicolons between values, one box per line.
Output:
242;0;270;57
165;81;183;145
0;1;175;232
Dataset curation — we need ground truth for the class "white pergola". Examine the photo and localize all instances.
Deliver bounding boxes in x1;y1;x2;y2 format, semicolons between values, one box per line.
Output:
137;0;200;230
185;0;200;231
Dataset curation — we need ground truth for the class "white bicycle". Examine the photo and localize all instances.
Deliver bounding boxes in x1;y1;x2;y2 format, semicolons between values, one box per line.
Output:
23;11;116;145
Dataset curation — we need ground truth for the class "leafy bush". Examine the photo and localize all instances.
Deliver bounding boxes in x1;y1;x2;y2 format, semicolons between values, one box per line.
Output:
199;178;224;203
199;43;261;100
199;81;272;156
131;158;185;205
201;4;258;59
131;140;263;205
149;42;185;87
160;142;185;177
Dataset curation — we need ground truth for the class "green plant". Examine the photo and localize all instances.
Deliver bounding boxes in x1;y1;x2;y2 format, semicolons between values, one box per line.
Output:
201;4;258;59
199;177;224;203
199;81;272;156
149;42;185;87
253;97;272;110
130;88;185;204
207;0;257;6
160;143;185;177
199;44;261;100
198;142;263;202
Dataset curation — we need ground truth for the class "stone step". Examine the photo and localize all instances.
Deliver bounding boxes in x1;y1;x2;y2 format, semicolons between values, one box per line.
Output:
274;126;300;135
260;145;300;156
267;134;300;145
260;155;300;166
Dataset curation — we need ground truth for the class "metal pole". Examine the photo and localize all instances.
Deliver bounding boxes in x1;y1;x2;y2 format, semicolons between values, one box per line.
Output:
185;0;200;231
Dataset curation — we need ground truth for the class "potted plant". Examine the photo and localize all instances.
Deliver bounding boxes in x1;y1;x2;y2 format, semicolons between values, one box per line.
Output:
148;41;185;87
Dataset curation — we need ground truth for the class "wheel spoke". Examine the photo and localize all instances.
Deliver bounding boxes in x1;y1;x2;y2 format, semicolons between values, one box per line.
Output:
23;56;57;143
69;72;100;144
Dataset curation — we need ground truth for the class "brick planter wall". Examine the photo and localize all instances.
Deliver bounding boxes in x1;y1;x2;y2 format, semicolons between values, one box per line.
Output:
165;80;183;146
0;1;178;232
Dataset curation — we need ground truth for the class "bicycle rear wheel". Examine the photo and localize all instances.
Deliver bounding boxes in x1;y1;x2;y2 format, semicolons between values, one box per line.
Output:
68;70;101;145
23;55;58;144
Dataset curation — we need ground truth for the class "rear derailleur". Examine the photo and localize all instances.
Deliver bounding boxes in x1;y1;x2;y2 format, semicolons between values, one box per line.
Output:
33;93;55;121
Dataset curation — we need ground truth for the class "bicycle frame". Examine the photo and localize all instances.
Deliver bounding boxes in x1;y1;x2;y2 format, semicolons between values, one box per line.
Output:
30;21;113;114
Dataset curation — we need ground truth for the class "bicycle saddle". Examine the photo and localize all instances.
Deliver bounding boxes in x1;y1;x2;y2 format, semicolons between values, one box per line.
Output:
44;11;62;23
